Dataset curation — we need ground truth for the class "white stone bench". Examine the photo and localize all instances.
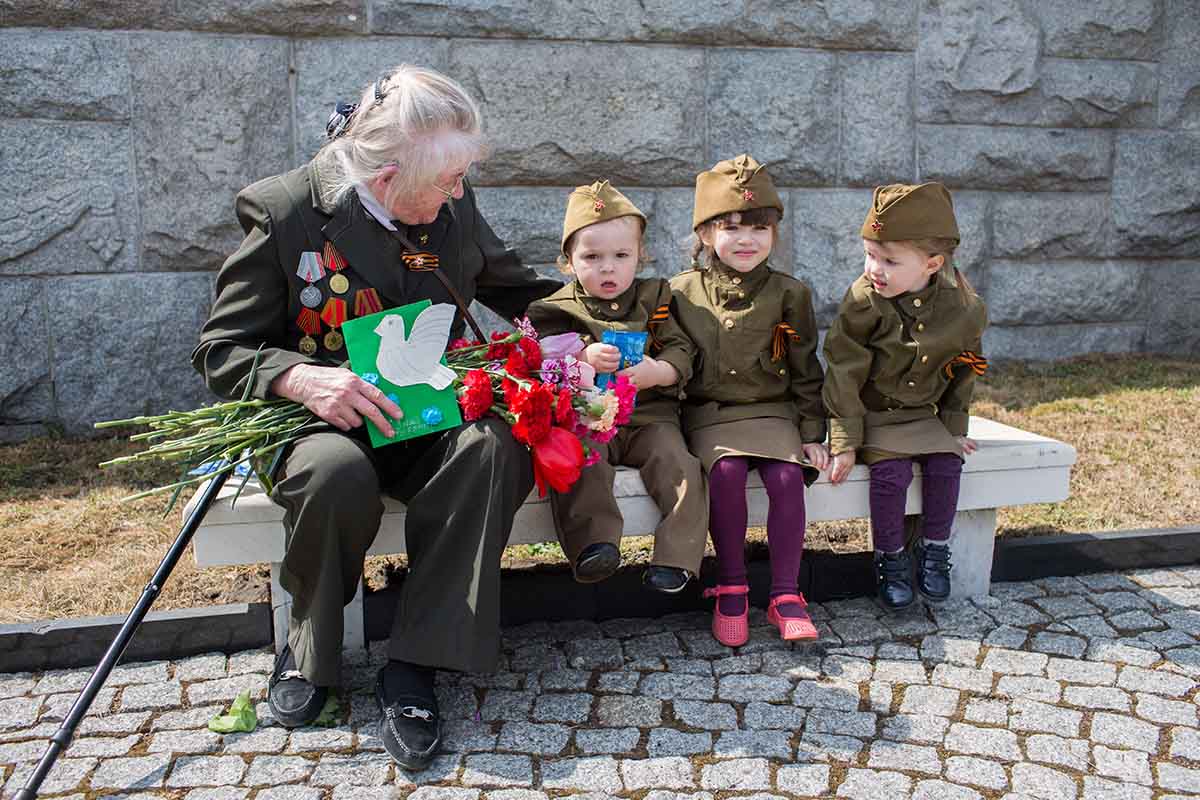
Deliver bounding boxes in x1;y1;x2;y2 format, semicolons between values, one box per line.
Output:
187;416;1076;653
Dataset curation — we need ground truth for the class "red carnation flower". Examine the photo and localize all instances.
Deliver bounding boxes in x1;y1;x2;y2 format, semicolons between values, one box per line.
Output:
516;336;542;371
510;381;555;446
554;387;576;429
486;330;515;361
458;369;494;421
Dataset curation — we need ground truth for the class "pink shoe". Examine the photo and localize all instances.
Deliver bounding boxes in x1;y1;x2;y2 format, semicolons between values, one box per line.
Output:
702;584;750;647
767;593;819;641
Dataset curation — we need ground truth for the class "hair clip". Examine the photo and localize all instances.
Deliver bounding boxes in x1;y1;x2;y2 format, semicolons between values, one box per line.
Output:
373;74;390;107
325;101;358;140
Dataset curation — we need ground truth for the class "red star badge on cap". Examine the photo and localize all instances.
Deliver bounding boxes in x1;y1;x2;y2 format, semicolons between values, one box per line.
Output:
871;220;884;232
593;199;605;213
742;189;754;202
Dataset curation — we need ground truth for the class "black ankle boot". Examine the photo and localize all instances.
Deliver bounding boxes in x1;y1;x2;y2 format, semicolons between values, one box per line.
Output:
874;550;915;611
574;542;620;583
914;541;952;602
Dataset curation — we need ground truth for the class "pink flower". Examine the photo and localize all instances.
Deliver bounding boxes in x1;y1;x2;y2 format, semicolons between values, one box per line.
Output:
613;375;637;425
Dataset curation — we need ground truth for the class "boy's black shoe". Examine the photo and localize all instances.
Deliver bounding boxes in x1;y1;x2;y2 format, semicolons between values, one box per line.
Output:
574;542;620;583
874;550;915;611
376;660;441;771
643;566;691;594
914;541;953;602
268;644;328;728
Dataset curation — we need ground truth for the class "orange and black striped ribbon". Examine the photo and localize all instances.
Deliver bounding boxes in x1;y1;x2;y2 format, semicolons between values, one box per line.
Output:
296;308;322;335
647;303;670;348
320;298;347;329
771;322;802;362
322;241;348;273
943;350;988;378
401;252;439;271
354;288;382;317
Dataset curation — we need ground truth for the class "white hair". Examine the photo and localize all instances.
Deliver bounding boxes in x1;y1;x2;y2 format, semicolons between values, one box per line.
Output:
315;65;486;210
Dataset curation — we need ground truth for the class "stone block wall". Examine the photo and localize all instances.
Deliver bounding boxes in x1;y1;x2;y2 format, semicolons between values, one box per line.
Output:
1;0;1197;438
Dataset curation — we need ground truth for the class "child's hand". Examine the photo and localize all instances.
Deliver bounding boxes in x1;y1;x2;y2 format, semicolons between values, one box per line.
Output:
802;443;830;472
957;436;978;455
617;356;677;390
584;342;621;373
830;451;856;484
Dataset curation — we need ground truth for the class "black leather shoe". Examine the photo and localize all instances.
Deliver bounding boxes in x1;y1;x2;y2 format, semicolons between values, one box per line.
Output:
914;541;952;602
376;662;441;771
574;542;620;583
268;644;328;728
874;550;915;611
643;565;691;594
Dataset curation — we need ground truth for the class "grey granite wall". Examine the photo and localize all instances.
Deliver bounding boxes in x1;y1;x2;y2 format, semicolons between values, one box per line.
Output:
1;0;1197;438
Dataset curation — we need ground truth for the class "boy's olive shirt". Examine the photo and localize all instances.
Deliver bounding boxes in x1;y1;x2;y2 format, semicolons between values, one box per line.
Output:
669;260;826;443
192;159;561;401
822;269;989;455
525;277;695;427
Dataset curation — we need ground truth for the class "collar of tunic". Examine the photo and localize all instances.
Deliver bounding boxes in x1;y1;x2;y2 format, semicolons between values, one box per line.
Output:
704;259;771;307
572;279;639;321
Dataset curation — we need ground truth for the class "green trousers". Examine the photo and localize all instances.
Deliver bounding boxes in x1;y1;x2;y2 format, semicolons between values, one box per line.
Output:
269;417;533;685
550;422;708;575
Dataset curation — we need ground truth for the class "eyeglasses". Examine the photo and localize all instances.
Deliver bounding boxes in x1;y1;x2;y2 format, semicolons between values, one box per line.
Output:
431;165;471;200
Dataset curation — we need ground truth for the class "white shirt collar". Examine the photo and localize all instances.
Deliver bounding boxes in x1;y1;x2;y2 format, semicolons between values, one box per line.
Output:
354;183;396;231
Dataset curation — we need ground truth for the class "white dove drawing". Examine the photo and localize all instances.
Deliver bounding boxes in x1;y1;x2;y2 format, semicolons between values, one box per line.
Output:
373;304;458;390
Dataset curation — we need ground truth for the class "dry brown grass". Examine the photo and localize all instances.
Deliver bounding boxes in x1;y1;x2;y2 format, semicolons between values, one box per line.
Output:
1;353;1196;623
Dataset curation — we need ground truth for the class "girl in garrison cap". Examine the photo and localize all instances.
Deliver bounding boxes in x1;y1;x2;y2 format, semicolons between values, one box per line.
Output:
671;155;830;647
526;181;707;594
823;183;989;612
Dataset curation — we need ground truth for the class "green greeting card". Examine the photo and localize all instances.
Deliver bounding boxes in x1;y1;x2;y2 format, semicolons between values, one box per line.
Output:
341;300;463;447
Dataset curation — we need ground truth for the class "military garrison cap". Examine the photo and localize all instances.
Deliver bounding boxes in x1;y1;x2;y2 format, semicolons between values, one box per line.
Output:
561;180;646;255
692;154;784;230
861;182;960;244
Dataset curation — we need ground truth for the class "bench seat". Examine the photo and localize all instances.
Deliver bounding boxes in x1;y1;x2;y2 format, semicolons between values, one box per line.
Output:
188;416;1076;652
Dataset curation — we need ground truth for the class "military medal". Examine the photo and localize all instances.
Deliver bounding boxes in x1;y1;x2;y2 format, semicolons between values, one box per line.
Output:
323;241;350;295
354;288;383;316
296;308;322;356
296;251;326;309
418;233;429;245
320;297;347;351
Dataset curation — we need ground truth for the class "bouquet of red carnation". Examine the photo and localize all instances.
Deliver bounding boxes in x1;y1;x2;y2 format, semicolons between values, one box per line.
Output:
97;320;636;508
446;320;637;496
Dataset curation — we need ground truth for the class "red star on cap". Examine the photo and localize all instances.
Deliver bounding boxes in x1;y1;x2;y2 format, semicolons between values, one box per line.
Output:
742;189;754;202
593;199;605;213
871;220;884;232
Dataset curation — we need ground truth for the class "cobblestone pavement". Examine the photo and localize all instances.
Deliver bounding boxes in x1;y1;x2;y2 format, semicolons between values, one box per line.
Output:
3;567;1200;799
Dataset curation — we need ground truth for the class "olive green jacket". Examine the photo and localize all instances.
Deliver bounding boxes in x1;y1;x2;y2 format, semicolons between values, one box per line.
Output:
526;277;694;427
192;159;561;400
822;269;989;454
669;261;826;442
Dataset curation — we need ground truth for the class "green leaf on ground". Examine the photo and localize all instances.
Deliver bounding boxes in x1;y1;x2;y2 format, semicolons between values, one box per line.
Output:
312;691;340;727
208;690;257;733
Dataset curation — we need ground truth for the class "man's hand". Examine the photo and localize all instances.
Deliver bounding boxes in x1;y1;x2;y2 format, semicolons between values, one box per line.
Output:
957;435;978;455
583;342;621;373
802;442;830;472
271;364;403;437
829;450;857;484
617;356;678;390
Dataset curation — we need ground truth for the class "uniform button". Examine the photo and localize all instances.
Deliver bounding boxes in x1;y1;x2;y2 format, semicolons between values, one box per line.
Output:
610;302;619;310
913;298;922;308
921;355;929;363
732;277;742;285
917;322;925;331
778;368;786;375
729;369;737;375
907;380;916;387
724;319;735;329
736;291;745;298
